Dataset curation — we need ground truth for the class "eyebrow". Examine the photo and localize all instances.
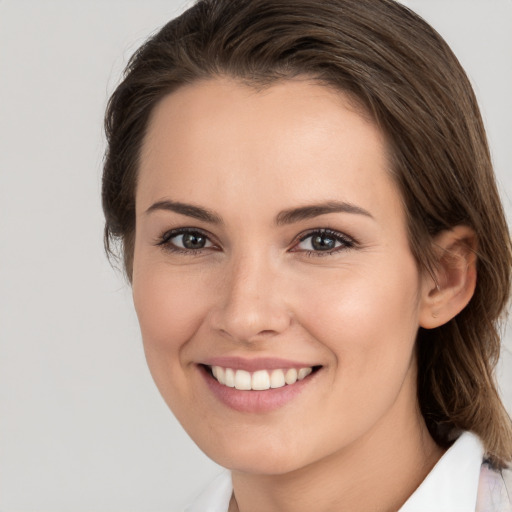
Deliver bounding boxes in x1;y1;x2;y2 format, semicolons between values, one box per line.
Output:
145;200;223;224
145;199;373;225
275;201;373;225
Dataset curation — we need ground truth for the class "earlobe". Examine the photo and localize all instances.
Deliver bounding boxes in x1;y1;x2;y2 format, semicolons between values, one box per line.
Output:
419;226;478;329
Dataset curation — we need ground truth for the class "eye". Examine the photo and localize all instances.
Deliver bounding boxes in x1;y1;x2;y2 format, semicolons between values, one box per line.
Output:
157;228;215;254
292;229;355;256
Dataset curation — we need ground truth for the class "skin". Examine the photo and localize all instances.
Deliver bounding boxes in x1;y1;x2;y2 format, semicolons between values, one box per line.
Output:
132;78;475;512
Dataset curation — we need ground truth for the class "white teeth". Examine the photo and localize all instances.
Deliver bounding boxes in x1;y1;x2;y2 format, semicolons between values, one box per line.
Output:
285;368;298;385
270;369;286;389
298;367;312;380
252;370;270;390
225;368;235;387
234;370;252;390
210;365;315;390
213;366;224;382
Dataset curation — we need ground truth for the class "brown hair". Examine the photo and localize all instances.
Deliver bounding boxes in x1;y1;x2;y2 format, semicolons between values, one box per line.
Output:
102;0;512;467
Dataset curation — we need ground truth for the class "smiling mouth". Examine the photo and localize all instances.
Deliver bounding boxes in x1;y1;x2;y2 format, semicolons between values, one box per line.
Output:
204;365;322;391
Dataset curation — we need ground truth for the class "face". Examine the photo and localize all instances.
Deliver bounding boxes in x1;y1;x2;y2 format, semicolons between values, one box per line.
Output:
133;78;429;475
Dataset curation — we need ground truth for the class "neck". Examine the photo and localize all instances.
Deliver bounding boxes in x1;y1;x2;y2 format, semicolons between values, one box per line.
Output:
230;376;443;512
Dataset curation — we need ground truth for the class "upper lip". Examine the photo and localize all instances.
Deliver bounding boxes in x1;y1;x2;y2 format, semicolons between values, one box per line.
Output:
201;356;320;372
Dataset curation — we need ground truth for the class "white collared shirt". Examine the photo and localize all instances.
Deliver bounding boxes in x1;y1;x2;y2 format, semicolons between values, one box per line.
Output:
185;432;512;512
400;431;483;511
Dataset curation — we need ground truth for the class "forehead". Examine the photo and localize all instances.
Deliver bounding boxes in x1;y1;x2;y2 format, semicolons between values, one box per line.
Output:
137;78;402;224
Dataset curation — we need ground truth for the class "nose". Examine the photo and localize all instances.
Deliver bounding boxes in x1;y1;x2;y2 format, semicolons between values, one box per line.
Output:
208;254;293;344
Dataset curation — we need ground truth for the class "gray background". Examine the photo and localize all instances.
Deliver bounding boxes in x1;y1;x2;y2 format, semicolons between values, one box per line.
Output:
0;1;510;510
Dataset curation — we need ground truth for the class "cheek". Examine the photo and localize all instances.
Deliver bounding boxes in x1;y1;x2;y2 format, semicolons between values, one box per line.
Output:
293;258;421;372
286;259;422;446
131;261;220;421
132;264;213;357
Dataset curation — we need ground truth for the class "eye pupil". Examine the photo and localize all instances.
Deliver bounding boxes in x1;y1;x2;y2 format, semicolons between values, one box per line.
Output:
312;234;335;251
182;232;206;249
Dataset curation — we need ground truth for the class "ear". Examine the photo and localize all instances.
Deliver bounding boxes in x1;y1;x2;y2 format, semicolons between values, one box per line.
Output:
419;226;478;329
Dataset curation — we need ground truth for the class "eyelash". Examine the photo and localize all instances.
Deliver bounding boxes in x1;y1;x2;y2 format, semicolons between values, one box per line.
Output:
155;227;357;257
294;229;356;257
156;227;215;256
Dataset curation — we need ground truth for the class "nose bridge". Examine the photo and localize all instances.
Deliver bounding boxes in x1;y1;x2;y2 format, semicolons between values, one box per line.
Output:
212;248;291;342
230;252;273;310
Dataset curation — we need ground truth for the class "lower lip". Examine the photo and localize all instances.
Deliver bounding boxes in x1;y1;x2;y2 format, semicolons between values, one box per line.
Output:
199;365;319;413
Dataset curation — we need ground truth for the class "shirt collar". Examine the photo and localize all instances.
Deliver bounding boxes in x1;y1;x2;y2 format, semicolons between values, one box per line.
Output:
399;431;484;512
185;470;232;512
186;432;484;512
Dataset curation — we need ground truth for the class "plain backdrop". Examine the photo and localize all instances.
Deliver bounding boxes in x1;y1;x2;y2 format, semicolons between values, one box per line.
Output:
0;1;511;511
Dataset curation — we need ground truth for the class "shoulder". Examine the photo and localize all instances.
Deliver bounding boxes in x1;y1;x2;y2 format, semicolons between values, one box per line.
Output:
476;462;512;512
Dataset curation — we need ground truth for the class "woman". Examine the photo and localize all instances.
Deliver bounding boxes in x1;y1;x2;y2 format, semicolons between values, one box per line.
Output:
102;0;512;510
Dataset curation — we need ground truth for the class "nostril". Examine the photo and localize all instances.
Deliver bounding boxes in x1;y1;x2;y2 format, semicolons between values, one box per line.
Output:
257;329;279;337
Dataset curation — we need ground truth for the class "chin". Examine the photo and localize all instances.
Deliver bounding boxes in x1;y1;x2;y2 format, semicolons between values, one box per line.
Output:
219;452;307;476
195;429;317;476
